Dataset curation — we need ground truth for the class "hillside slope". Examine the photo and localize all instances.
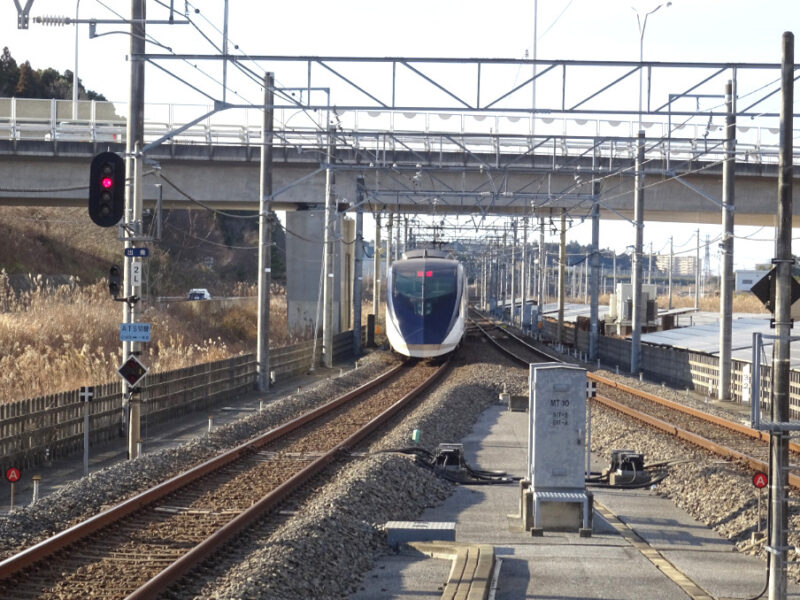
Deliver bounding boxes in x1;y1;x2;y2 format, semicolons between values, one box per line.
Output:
0;206;286;296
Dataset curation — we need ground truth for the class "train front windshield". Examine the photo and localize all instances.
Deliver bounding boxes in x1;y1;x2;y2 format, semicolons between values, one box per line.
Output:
391;262;459;344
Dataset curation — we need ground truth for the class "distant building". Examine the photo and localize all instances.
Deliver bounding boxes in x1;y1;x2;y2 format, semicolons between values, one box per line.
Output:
655;255;697;275
736;269;768;292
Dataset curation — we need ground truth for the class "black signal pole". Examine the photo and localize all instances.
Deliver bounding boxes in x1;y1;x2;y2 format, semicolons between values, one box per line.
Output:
768;31;793;600
124;0;145;460
257;72;274;392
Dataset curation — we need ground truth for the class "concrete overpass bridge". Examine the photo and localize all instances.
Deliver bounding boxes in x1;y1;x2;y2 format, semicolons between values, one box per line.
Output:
0;98;797;226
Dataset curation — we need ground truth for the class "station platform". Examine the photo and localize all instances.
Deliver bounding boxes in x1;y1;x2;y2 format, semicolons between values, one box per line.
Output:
353;400;800;600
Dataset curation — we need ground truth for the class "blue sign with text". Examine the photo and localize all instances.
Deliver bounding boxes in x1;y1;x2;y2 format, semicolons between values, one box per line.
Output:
120;323;151;342
124;247;149;258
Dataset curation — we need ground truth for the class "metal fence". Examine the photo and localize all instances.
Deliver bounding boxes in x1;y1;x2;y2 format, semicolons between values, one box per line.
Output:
554;317;800;421
0;330;356;475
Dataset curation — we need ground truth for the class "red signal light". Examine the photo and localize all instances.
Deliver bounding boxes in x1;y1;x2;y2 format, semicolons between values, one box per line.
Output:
89;152;124;228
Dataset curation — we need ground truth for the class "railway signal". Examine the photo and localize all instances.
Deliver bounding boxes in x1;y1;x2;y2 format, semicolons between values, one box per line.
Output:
108;265;122;298
88;152;125;227
750;267;800;314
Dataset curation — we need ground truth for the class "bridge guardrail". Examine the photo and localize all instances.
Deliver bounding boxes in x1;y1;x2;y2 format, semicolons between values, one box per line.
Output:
0;97;791;166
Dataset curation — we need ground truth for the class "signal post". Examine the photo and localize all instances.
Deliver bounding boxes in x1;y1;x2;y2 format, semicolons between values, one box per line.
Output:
122;0;147;459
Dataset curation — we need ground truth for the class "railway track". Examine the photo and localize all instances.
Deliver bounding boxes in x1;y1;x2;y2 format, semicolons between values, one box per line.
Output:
469;311;563;364
0;359;450;599
471;312;800;488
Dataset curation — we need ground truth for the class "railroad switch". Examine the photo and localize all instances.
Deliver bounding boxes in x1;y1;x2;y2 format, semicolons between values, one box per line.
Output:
433;443;466;474
606;449;648;486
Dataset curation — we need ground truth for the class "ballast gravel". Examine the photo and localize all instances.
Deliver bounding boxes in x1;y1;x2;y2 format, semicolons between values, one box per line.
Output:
0;337;795;597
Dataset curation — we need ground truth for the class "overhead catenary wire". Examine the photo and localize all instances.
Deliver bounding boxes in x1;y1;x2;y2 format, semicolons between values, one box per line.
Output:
59;4;795;254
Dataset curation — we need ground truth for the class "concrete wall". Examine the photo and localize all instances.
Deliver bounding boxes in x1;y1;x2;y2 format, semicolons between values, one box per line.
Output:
565;317;800;419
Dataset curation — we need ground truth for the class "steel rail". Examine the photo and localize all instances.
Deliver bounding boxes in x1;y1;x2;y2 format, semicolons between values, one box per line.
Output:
126;356;451;599
472;311;800;454
468;314;566;365
0;361;409;581
587;372;800;455
470;312;800;484
592;394;800;490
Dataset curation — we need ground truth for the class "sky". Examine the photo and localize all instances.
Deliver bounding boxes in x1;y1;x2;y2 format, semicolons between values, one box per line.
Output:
3;0;800;271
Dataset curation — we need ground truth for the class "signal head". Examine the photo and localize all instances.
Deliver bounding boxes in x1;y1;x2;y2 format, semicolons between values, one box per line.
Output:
88;152;125;227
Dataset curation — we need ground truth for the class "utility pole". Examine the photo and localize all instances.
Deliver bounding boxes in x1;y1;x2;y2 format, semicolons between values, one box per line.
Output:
72;0;81;121
589;180;600;361
538;216;545;321
695;228;700;309
648;241;653;285
511;219;517;325
386;213;393;271
522;217;528;326
631;131;645;376
502;230;508;317
124;0;145;460
557;210;566;345
583;252;589;304
256;72;274;392
768;31;793;600
667;236;673;311
353;176;365;356
322;126;335;369
373;213;381;328
719;79;736;401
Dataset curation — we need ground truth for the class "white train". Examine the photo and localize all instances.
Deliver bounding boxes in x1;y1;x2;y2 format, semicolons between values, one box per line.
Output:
385;249;467;358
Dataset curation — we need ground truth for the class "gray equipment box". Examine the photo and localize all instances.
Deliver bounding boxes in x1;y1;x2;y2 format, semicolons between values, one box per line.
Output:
525;363;592;535
528;364;586;489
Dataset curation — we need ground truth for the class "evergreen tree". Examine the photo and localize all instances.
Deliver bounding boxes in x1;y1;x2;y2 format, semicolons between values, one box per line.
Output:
14;61;38;97
0;47;19;97
1;48;107;101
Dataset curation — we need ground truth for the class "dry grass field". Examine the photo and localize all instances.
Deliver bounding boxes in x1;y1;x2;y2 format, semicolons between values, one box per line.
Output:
0;271;768;405
0;276;294;404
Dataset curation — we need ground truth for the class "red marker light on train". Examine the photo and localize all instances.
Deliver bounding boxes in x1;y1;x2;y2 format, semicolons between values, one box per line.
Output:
426;270;433;277
417;271;424;277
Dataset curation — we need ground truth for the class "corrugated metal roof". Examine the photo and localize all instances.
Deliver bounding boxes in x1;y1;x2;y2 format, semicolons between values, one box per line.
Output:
540;303;610;322
641;313;800;368
536;303;791;366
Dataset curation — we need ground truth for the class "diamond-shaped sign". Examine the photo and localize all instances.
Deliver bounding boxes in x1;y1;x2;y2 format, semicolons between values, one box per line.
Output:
117;355;148;388
750;268;800;314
